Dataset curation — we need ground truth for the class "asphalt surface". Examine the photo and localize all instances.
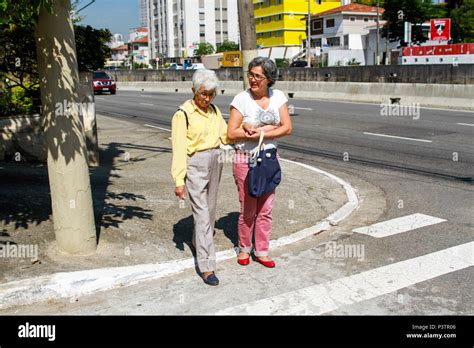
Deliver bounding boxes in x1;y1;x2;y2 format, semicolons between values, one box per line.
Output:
2;89;472;320
97;89;474;181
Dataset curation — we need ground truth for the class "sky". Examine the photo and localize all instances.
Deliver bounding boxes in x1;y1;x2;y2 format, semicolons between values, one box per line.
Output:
76;0;140;41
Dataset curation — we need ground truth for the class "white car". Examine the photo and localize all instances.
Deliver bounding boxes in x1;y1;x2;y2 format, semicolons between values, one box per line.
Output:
169;63;184;70
191;63;206;70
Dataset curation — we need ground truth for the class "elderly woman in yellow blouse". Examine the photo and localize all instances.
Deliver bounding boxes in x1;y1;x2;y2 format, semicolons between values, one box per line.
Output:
171;69;228;286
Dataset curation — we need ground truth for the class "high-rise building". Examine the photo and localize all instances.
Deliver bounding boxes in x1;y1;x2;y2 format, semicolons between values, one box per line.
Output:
254;0;343;58
146;0;240;62
139;0;148;27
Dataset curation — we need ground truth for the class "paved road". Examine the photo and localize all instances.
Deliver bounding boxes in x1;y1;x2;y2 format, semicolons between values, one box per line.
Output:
96;90;474;181
5;90;471;319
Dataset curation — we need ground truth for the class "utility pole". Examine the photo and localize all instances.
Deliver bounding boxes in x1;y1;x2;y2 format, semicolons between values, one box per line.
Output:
375;0;380;65
306;0;311;67
238;0;257;90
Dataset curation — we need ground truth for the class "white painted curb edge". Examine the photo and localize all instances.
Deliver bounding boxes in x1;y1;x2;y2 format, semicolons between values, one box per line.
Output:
0;159;359;310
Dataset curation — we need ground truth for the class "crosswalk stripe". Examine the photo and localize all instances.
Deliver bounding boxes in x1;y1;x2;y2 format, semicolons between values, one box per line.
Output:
352;213;447;238
216;242;474;315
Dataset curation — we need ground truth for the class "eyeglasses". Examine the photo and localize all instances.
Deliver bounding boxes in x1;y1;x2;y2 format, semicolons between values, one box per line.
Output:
196;90;216;100
247;73;267;82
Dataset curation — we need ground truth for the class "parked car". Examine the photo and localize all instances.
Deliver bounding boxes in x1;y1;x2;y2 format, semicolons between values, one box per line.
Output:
169;63;184;70
190;63;206;70
290;60;308;68
92;71;116;94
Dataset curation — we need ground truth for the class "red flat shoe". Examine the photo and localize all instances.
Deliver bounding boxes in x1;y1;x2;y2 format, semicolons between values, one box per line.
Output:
237;256;250;266
253;256;275;268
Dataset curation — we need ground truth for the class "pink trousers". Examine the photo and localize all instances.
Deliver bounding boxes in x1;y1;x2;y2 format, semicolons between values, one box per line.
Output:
232;153;276;257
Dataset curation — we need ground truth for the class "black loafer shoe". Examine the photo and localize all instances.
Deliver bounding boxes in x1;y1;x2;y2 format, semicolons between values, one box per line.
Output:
203;272;219;286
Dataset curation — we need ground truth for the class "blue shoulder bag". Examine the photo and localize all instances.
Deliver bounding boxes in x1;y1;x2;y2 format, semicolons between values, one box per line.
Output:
248;132;282;198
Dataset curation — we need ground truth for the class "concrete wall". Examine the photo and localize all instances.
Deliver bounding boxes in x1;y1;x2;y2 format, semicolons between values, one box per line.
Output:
117;80;474;111
112;64;474;84
1;72;99;164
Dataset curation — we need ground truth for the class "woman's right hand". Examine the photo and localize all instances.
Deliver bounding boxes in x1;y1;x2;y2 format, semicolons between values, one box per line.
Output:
245;131;261;140
175;186;186;200
242;123;257;135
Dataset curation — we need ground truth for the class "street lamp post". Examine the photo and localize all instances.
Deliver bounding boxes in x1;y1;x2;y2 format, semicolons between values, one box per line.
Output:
306;0;311;68
375;0;380;65
238;0;257;90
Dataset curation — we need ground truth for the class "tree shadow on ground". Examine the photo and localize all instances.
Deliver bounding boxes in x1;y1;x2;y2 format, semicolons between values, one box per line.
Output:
0;161;51;230
0;141;172;243
90;141;168;240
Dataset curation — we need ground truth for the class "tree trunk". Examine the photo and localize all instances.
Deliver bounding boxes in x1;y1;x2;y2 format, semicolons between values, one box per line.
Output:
35;0;97;255
238;0;258;90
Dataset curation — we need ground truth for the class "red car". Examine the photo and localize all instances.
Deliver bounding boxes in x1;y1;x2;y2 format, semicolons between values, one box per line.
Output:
93;71;116;94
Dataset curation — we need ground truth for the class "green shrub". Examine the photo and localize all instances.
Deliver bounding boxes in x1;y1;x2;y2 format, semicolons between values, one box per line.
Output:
0;81;39;117
275;58;289;68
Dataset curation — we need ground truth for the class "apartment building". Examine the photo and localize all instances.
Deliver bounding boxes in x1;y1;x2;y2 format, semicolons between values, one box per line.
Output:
139;0;148;27
254;0;343;59
146;0;239;62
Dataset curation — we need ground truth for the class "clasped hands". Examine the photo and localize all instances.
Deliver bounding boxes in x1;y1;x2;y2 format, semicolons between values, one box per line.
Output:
242;123;279;140
242;123;262;139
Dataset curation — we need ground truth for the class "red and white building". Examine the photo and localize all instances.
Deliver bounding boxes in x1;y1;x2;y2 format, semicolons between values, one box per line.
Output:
127;27;150;67
110;45;129;62
308;3;386;66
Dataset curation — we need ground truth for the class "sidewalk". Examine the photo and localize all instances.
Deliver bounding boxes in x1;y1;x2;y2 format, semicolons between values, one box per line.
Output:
0;114;350;309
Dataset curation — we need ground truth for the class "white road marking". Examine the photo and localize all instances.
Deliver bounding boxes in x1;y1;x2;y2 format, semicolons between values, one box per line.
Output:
419;106;474;113
144;124;171;132
456;123;474;127
352;213;447;238
217;242;474;315
293;107;313;111
139;103;155;107
363;132;433;143
302;98;473;113
0;158;358;310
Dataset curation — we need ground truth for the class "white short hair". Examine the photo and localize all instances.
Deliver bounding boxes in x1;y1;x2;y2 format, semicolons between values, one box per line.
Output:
192;69;219;91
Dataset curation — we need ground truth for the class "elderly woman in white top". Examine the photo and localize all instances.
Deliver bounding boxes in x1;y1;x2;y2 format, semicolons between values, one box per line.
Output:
227;57;292;268
171;69;229;286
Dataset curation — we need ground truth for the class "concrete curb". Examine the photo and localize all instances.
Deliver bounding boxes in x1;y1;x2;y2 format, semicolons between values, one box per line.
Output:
0;159;359;310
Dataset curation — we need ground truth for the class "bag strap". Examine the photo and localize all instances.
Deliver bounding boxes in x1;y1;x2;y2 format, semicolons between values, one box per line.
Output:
250;131;265;160
257;131;265;152
177;108;189;129
210;103;217;114
178;104;216;129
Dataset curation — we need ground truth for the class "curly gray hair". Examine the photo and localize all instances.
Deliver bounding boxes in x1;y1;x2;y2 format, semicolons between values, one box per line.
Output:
192;69;219;91
248;57;278;87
